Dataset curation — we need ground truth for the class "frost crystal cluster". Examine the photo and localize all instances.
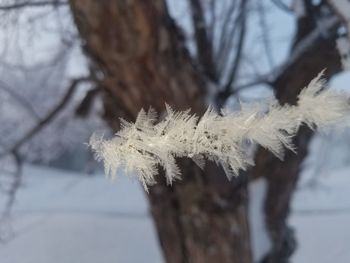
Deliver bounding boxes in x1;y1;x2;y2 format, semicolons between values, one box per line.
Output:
89;73;349;191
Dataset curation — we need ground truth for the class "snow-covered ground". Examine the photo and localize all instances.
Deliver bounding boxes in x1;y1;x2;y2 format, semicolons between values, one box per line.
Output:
0;165;163;263
248;126;350;263
0;157;350;263
291;165;350;263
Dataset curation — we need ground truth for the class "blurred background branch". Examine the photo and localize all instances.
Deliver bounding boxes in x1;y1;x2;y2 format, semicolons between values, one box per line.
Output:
0;0;68;11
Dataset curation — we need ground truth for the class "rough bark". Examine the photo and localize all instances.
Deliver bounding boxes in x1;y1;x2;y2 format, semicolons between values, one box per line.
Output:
69;0;343;262
69;0;252;262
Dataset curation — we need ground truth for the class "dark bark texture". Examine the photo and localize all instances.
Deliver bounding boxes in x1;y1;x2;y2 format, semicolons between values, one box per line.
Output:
69;1;252;262
69;0;342;263
256;10;342;263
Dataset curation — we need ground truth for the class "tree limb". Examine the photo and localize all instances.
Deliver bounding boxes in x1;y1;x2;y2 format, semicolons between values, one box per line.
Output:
271;0;293;13
257;1;275;69
0;79;40;120
216;0;239;70
274;15;341;82
2;151;22;215
216;2;247;107
189;0;217;81
223;8;247;91
208;0;216;42
0;77;90;158
0;0;68;11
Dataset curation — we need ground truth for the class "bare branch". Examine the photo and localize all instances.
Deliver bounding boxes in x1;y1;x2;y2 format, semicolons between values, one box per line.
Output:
327;0;350;42
216;12;340;107
0;0;68;11
215;74;271;105
257;1;275;69
233;75;272;93
75;87;100;117
216;1;239;71
273;15;340;81
208;0;216;42
0;79;40;120
224;26;246;88
218;2;247;105
189;0;217;81
271;0;293;13
3;151;22;216
0;77;90;158
294;208;350;215
0;150;22;234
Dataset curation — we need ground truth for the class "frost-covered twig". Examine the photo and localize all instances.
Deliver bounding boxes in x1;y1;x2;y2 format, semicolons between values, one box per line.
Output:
89;73;349;191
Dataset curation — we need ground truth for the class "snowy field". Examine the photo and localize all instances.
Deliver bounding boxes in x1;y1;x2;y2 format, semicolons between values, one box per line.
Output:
291;166;350;263
0;165;163;263
0;161;349;263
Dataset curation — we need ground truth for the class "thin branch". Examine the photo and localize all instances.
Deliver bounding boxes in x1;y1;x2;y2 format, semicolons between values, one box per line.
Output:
208;0;216;42
272;15;340;81
215;75;271;105
216;1;239;70
216;13;340;106
75;87;100;117
294;208;350;216
189;0;217;81
271;0;293;13
0;150;22;232
0;79;40;120
215;11;338;107
327;0;350;41
217;2;247;106
3;151;22;215
233;75;272;93
257;1;275;69
0;0;68;11
0;77;90;158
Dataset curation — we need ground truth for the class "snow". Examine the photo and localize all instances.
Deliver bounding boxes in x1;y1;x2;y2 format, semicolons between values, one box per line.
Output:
293;167;350;212
0;214;162;263
248;127;350;262
0;165;163;263
290;167;350;263
290;131;350;263
291;213;350;263
248;177;271;262
9;165;148;215
2;132;350;263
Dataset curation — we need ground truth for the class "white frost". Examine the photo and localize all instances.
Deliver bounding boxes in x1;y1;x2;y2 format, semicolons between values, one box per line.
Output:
89;73;350;191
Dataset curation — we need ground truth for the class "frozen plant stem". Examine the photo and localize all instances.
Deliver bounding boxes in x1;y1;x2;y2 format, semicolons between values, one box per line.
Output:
89;72;350;191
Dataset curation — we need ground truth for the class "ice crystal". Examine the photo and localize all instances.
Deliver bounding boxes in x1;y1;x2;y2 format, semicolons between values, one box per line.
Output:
89;73;349;191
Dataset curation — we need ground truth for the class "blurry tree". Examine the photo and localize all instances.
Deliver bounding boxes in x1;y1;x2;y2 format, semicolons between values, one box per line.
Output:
0;0;347;262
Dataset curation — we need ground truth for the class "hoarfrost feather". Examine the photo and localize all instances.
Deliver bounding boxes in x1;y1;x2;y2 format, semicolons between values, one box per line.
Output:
89;73;350;191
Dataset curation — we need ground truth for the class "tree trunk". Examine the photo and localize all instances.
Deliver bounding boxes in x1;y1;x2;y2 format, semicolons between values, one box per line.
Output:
69;0;252;262
252;15;342;263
